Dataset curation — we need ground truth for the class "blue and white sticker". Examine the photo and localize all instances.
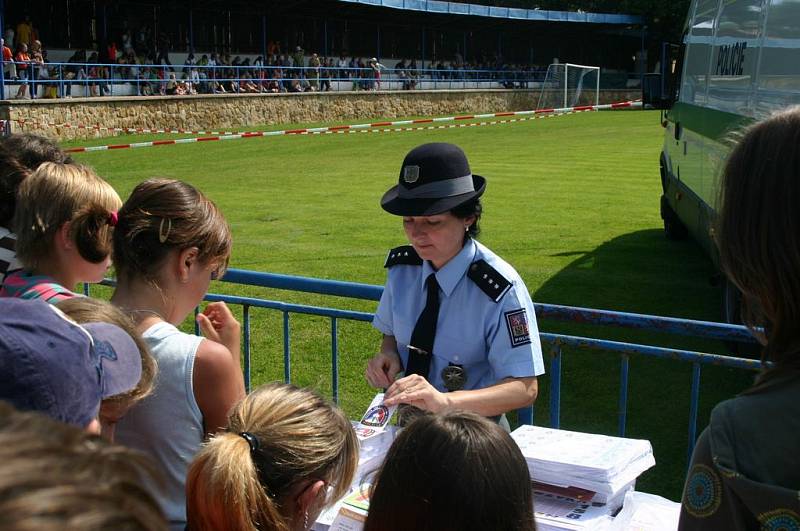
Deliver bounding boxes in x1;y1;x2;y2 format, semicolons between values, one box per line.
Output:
505;309;531;347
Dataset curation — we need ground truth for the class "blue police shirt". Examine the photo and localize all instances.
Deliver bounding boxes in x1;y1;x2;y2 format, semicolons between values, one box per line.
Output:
373;238;545;392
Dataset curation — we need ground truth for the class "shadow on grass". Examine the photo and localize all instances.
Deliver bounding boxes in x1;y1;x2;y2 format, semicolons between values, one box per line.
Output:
528;229;755;500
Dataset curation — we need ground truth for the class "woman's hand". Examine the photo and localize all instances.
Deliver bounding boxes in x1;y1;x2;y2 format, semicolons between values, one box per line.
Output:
384;374;450;413
365;350;403;389
197;302;241;360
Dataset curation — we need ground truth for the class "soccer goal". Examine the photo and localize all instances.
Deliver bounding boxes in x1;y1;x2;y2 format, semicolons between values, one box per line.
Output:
536;63;600;110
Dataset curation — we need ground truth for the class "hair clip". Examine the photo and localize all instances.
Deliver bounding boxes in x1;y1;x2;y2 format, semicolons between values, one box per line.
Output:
108;211;119;227
158;217;172;243
239;431;260;453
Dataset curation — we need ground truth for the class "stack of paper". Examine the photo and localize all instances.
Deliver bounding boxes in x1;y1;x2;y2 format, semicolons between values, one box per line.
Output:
533;490;615;531
608;491;681;531
511;425;656;530
351;420;397;485
313;394;396;531
511;425;655;497
352;393;398;484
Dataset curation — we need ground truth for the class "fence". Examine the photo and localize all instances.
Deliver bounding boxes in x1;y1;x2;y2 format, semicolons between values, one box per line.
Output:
92;267;762;465
1;61;642;99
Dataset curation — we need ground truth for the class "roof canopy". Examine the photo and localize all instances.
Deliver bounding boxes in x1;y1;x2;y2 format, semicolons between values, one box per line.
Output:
336;0;644;25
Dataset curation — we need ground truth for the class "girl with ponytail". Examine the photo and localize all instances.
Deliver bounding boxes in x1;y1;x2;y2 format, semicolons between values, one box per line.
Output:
0;162;120;302
186;382;358;531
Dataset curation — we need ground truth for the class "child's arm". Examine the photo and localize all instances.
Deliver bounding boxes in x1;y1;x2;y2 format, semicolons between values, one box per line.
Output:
192;337;246;437
194;303;245;435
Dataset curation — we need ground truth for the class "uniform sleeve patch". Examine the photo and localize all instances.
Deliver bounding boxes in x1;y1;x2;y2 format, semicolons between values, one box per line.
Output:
505;309;531;347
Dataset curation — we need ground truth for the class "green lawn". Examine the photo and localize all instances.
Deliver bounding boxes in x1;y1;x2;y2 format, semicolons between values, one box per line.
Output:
69;109;754;500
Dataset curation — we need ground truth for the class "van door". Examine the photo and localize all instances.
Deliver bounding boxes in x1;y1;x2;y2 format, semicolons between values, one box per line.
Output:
702;0;766;212
755;0;800;114
666;0;720;244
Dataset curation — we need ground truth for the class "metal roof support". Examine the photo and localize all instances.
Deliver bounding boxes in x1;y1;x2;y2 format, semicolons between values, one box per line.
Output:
0;0;5;101
189;9;194;52
421;25;426;69
262;14;268;59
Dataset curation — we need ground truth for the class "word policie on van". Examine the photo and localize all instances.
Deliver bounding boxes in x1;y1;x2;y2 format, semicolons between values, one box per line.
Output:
716;41;747;77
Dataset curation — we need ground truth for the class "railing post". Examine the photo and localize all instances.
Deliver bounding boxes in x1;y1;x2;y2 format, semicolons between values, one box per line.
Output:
331;317;339;404
30;60;36;100
687;362;702;466
549;342;562;429
194;307;200;335
618;354;630;437
283;311;291;383
243;304;251;392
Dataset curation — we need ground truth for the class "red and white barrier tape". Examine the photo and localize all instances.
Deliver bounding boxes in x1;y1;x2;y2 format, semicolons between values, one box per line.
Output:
64;100;641;154
15;118;244;136
308;110;585;135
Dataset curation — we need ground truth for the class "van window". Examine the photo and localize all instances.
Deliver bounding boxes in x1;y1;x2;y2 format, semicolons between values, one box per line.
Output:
755;0;800;115
681;0;722;106
706;0;764;115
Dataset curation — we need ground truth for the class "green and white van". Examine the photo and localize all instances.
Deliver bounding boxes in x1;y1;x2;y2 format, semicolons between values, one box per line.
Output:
656;0;800;319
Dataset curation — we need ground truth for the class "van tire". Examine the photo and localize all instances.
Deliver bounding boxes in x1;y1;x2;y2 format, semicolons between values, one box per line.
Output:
661;195;688;240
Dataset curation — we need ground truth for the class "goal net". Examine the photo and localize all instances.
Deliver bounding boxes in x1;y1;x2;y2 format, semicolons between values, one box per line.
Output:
536;63;600;110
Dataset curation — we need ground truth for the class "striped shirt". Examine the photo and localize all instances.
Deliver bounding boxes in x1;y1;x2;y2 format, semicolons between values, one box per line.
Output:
0;269;76;303
0;226;21;285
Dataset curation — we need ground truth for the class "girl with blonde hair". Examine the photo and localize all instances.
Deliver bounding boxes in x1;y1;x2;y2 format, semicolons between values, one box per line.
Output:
0;162;121;302
55;296;158;442
111;178;245;530
186;382;358;531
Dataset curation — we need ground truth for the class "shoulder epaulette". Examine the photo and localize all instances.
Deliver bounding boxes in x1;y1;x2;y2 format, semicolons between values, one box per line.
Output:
467;259;512;302
384;245;422;268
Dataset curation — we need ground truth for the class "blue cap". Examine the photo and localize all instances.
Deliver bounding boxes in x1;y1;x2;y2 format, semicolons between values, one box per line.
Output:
0;299;142;428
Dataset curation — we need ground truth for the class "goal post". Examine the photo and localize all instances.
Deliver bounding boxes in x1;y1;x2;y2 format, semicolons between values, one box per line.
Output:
536;63;600;110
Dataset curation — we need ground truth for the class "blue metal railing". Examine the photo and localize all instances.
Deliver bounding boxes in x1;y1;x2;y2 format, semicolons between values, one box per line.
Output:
1;61;643;99
216;269;762;459
91;267;761;463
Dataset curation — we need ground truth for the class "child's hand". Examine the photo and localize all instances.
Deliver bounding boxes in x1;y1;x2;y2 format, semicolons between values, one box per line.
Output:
197;302;241;360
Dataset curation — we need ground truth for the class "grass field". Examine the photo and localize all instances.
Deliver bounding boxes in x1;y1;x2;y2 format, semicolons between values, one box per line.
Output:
66;109;754;500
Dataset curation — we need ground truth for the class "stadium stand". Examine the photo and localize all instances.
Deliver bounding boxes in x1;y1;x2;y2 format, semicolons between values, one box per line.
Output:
0;0;646;99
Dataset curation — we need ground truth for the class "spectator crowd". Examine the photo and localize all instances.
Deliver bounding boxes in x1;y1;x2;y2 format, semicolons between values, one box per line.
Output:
1;15;539;99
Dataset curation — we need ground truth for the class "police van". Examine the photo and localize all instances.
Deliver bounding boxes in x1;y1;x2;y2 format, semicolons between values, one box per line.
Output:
653;0;800;320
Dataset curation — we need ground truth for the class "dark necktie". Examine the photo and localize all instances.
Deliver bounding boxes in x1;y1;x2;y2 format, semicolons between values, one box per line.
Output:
406;273;440;379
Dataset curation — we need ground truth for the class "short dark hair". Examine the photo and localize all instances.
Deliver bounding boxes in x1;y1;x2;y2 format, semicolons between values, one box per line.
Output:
0;134;72;227
1;133;73;170
717;106;800;377
364;410;535;531
451;197;482;239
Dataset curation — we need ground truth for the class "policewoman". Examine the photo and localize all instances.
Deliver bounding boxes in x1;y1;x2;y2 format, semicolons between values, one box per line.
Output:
366;143;545;426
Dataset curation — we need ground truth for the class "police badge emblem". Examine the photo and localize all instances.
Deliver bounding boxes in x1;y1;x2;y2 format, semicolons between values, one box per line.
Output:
403;165;420;183
441;364;466;392
504;309;531;347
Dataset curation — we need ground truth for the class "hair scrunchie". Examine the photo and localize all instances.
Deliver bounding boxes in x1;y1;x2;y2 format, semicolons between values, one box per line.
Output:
239;431;260;453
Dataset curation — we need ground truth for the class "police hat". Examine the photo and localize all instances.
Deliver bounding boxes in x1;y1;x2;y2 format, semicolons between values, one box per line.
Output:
380;143;486;216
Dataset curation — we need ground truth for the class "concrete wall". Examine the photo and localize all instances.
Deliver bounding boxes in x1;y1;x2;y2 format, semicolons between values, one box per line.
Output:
0;89;641;141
